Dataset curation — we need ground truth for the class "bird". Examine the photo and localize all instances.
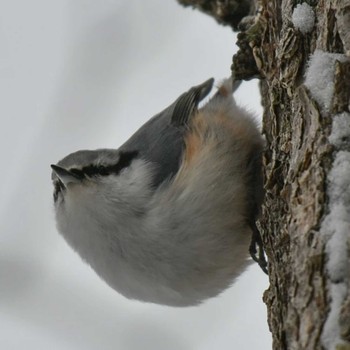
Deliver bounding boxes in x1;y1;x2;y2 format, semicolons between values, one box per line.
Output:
51;77;267;307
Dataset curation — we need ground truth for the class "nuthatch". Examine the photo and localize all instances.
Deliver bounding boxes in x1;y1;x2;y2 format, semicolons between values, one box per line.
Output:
51;78;267;307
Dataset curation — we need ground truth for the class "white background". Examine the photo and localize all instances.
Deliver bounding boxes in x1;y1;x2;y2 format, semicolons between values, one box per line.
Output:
0;1;271;349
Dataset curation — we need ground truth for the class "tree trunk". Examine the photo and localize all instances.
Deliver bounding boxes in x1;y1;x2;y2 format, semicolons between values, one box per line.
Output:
178;0;350;349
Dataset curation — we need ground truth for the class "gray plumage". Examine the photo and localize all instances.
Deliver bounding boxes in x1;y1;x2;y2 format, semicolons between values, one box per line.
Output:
51;78;266;307
119;78;214;188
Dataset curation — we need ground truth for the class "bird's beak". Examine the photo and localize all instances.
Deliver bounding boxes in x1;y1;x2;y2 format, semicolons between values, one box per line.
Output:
51;164;82;187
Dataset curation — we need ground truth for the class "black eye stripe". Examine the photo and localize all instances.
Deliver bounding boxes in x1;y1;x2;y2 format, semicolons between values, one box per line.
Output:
70;151;138;178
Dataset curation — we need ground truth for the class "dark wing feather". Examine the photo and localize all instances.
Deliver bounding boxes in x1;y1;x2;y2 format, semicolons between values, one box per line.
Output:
119;78;214;188
171;78;214;127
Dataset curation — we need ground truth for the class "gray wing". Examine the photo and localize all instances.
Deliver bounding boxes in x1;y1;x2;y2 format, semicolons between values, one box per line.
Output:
119;78;214;188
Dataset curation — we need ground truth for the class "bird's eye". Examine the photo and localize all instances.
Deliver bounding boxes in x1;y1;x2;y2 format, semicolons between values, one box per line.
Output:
69;168;85;178
77;165;109;177
95;166;109;176
107;151;139;175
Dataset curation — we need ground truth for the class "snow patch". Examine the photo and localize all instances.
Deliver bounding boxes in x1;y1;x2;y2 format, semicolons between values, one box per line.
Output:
321;150;350;280
320;112;350;349
321;283;348;350
304;50;349;113
329;112;350;147
292;3;315;34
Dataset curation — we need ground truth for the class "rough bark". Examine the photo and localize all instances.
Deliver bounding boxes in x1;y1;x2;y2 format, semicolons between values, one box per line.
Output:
177;0;350;349
254;1;349;349
177;0;255;30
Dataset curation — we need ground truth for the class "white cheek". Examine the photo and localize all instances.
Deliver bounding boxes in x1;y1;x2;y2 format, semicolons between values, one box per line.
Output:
55;184;98;241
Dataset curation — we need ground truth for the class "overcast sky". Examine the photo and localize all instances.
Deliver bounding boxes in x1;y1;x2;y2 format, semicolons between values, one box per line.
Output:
0;1;271;349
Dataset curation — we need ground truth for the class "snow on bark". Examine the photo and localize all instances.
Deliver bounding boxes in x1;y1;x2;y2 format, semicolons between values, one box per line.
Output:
320;112;350;350
304;50;349;113
291;3;315;34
